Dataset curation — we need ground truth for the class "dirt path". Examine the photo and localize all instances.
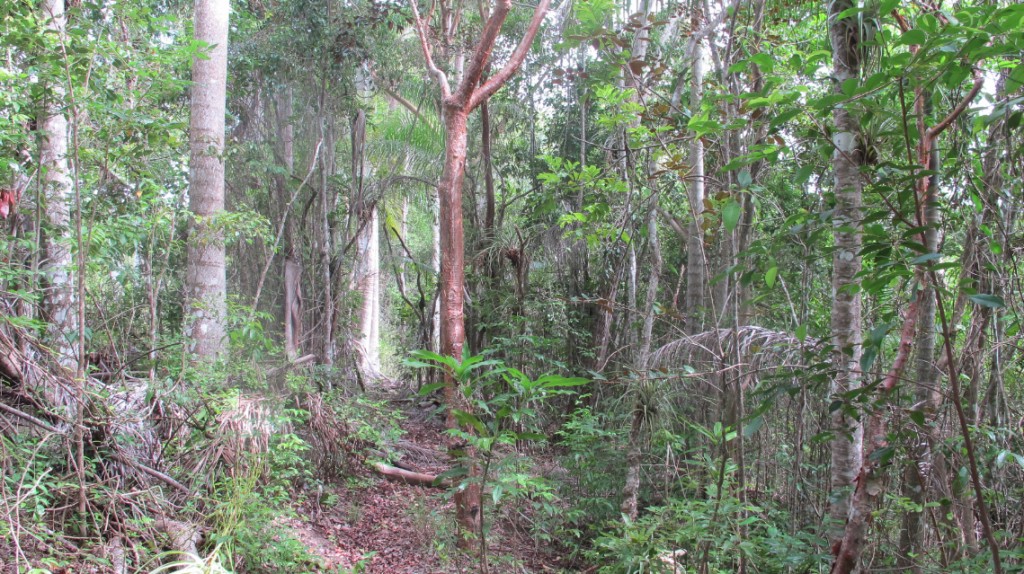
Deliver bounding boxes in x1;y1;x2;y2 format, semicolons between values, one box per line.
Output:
286;405;567;573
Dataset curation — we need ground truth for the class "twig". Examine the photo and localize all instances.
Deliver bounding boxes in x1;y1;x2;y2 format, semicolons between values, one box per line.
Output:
109;453;192;496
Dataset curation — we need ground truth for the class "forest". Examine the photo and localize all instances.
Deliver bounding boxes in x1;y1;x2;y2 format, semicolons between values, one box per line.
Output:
1;0;1023;571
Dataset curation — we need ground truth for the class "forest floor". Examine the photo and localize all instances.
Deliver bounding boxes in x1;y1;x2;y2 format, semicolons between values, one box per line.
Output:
283;390;570;574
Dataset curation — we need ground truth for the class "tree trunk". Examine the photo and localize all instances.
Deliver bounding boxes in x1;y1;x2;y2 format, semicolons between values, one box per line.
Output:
275;87;302;361
351;65;381;376
318;118;336;366
431;192;441;355
437;106;482;541
898;100;940;572
185;0;229;361
409;0;550;545
827;0;864;555
683;29;705;336
38;0;79;424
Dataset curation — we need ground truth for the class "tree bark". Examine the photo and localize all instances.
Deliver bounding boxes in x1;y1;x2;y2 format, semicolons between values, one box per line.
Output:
318;117;336;366
409;0;551;546
682;23;706;336
185;0;229;361
351;64;381;376
274;87;302;361
40;0;79;396
898;96;940;573
826;0;864;555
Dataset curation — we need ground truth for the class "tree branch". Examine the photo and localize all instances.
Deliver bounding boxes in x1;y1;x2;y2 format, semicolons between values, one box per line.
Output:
455;0;513;106
408;0;452;99
469;0;552;110
927;69;983;140
380;85;429;124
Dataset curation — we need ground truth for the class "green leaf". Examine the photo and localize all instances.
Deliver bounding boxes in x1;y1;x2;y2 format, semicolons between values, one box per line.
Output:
969;293;1005;309
908;409;926;427
538;375;589;388
749;53;773;71
764;266;778;288
868;445;895;464
897;29;926;46
417;382;446;396
738;169;752;188
743;414;765;438
1008;63;1024;93
452;409;486;435
795;324;808;342
723;199;741;232
910;252;942;265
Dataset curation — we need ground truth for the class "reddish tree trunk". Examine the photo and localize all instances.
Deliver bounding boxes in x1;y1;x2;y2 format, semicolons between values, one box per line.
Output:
409;0;550;546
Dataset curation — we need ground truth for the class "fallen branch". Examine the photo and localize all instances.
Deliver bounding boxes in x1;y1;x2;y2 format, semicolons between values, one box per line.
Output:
266;354;317;380
372;462;448;488
0;402;63;434
109;453;192;496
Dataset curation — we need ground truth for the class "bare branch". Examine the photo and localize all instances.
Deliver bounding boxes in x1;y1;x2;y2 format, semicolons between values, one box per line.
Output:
408;0;452;99
0;402;62;434
927;69;983;140
469;0;552;110
455;0;513;106
380;85;429;124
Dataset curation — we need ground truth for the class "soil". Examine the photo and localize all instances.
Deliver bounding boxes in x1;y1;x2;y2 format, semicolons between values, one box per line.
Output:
284;399;573;573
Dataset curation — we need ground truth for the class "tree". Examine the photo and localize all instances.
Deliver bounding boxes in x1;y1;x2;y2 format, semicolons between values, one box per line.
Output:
184;0;229;361
408;0;551;544
825;0;864;557
39;0;79;384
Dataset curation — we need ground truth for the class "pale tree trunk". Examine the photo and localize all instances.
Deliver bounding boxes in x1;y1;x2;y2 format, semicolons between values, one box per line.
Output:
39;0;79;418
409;0;551;546
354;206;381;373
185;0;229;361
351;64;381;376
827;0;864;555
898;105;940;572
682;26;705;335
621;195;661;521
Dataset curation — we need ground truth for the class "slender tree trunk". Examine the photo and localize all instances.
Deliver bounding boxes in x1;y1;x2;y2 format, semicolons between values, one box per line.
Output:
618;0;654;520
827;0;864;555
431;192;441;355
318;117;336;366
409;0;550;544
481;101;496;238
351;65;380;376
621;195;661;521
39;0;79;424
683;30;705;335
185;0;229;361
898;99;940;572
275;87;302;361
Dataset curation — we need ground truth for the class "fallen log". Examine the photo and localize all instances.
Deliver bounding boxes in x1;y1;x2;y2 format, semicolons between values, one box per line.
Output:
372;462;448;488
266;354;317;380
